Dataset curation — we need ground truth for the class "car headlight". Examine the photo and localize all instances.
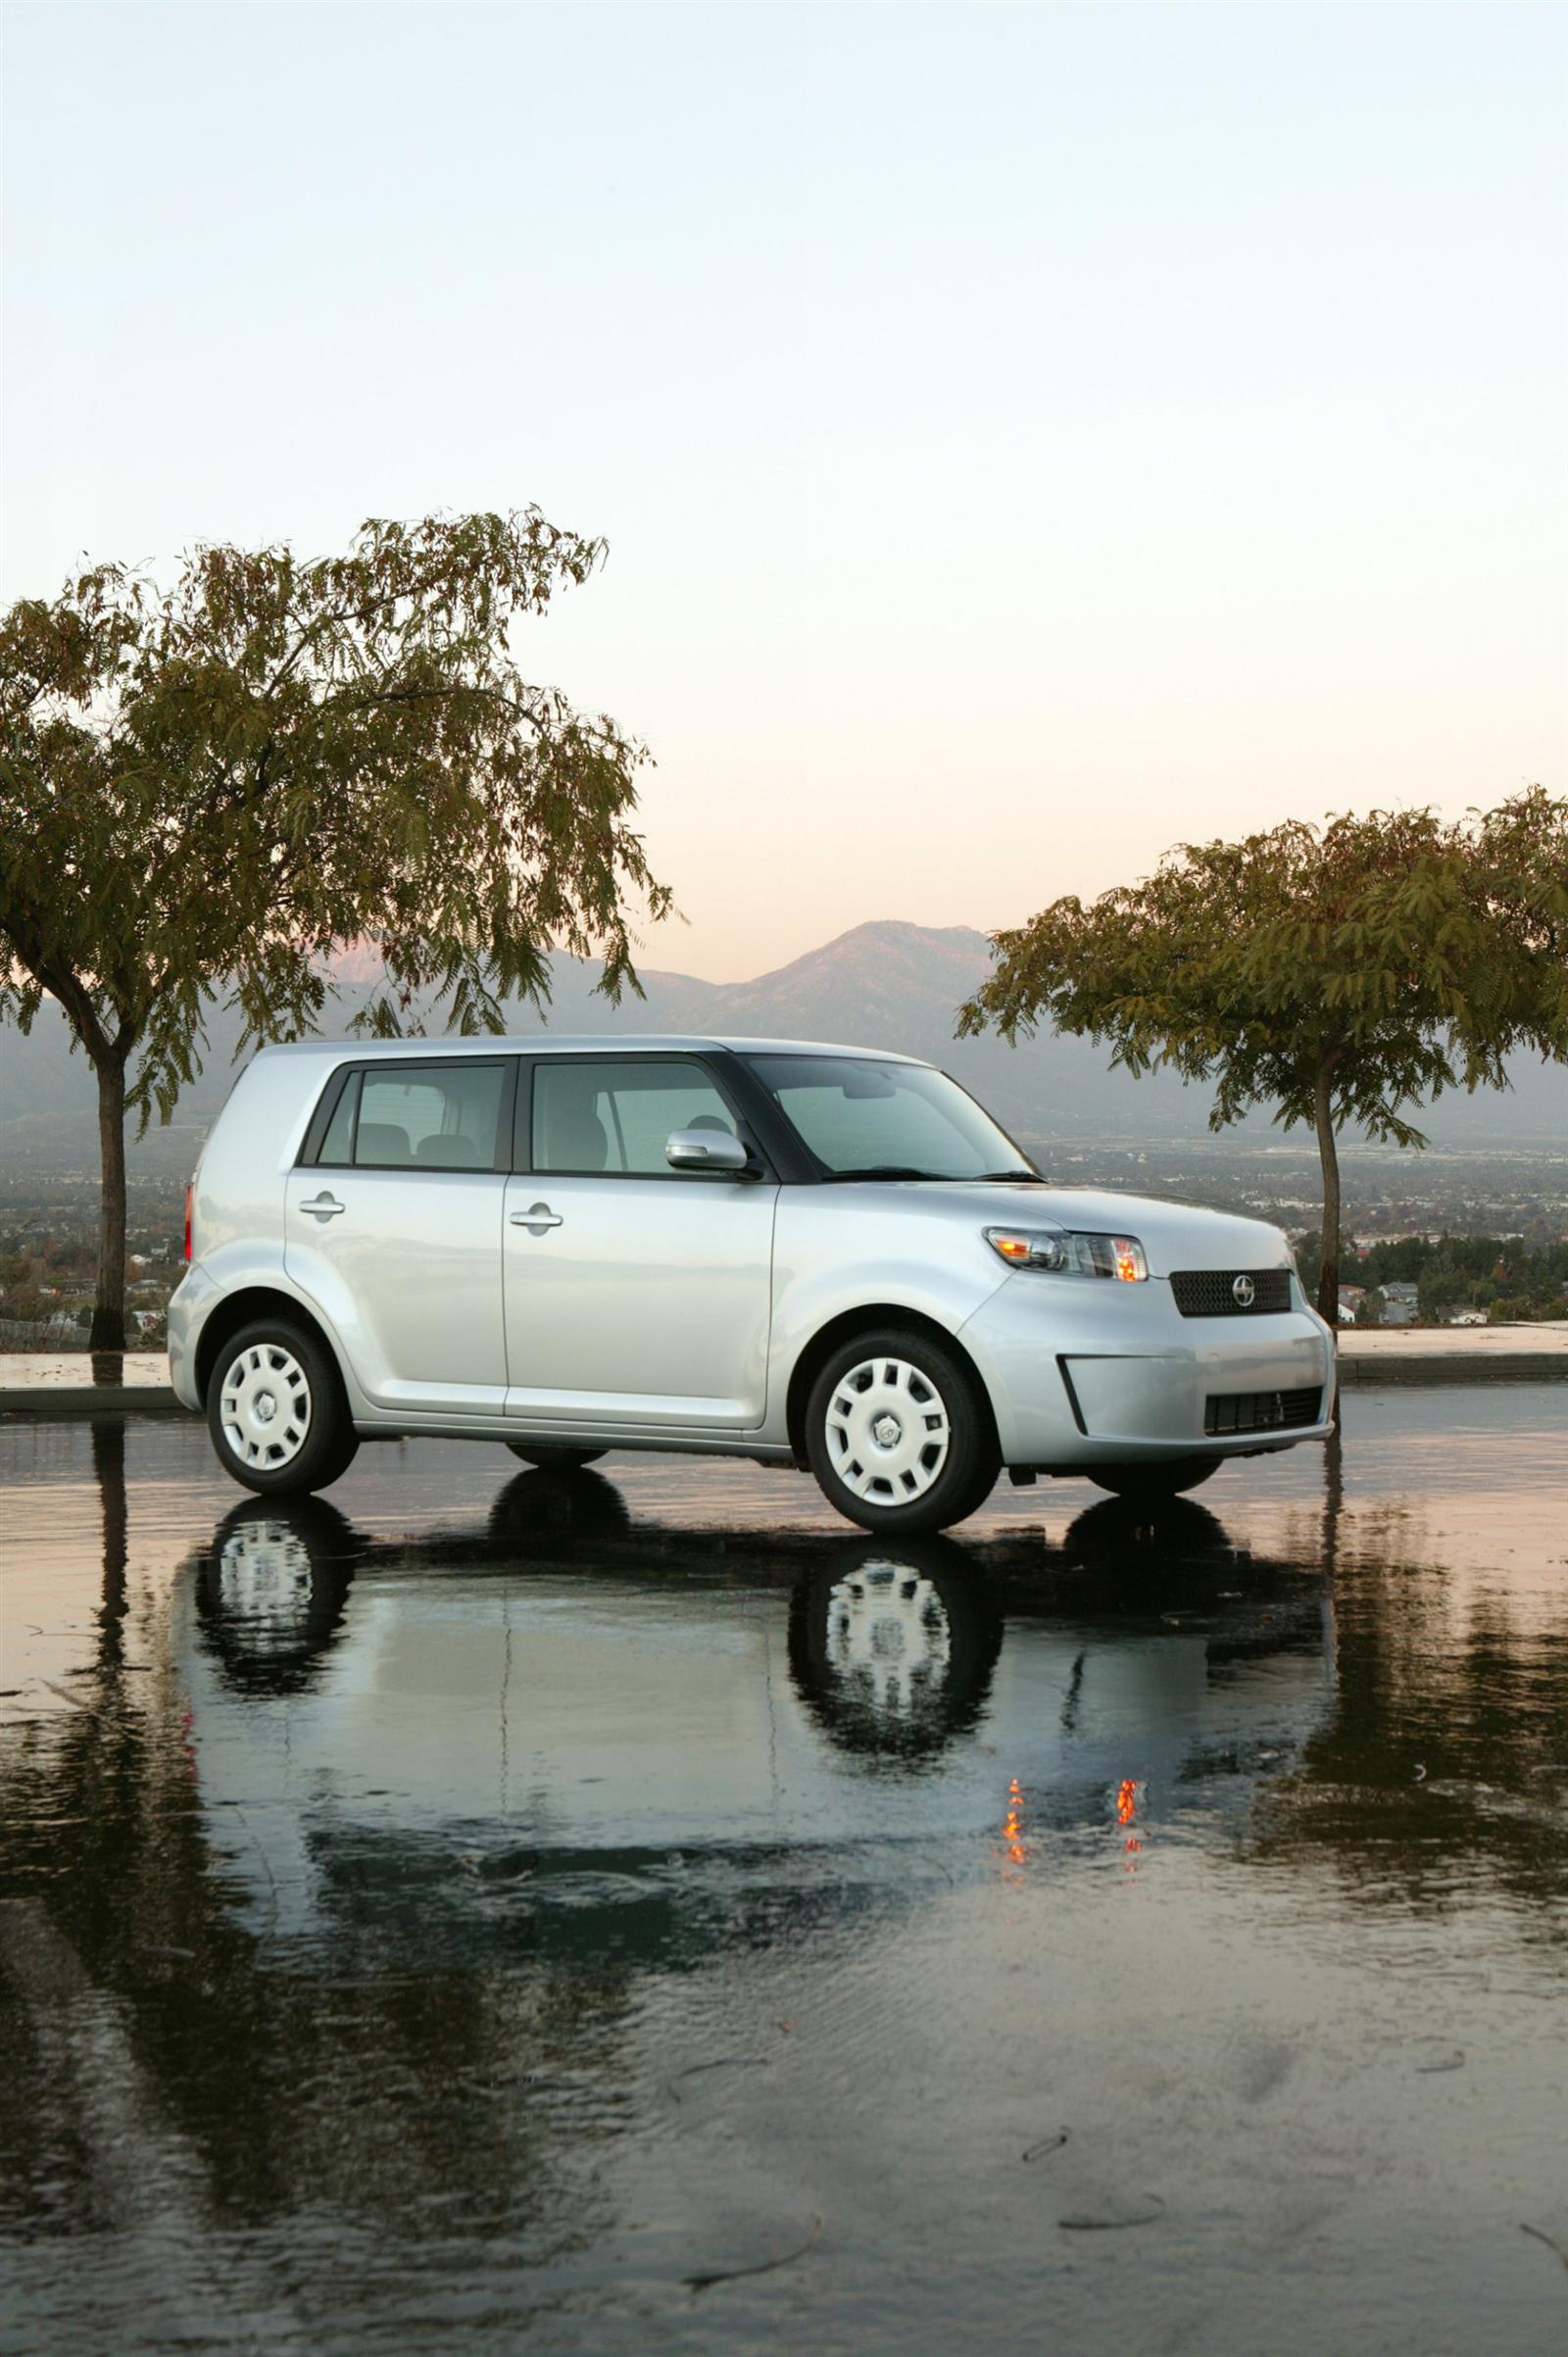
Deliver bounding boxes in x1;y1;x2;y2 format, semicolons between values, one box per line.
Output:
984;1226;1149;1282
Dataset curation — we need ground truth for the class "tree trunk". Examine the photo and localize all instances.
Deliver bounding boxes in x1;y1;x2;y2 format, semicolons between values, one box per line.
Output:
1313;1056;1341;1330
90;1052;130;1352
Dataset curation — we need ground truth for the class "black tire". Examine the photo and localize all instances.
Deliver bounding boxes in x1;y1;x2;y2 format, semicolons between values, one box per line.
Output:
805;1326;1000;1536
504;1443;606;1472
1087;1453;1222;1502
205;1319;360;1498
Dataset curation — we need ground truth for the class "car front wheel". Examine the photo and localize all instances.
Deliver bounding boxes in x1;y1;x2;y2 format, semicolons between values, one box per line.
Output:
806;1328;1000;1535
206;1321;360;1498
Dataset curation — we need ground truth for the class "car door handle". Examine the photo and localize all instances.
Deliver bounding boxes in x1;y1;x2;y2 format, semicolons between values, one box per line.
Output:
511;1203;564;1231
300;1193;345;1221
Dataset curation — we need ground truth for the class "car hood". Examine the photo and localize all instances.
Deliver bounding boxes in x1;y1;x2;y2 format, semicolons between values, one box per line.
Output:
913;1180;1294;1279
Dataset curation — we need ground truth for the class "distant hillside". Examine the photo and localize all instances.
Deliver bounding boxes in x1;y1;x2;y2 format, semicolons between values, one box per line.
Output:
3;918;1566;1171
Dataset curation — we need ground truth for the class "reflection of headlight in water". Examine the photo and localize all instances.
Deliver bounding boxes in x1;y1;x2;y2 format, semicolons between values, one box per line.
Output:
823;1560;952;1718
216;1521;315;1650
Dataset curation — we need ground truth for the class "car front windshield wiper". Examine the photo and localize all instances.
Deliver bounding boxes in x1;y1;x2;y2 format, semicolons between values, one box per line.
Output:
816;1165;1046;1184
815;1164;951;1183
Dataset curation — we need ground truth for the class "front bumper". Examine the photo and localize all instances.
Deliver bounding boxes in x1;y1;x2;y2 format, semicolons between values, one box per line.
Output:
958;1272;1336;1467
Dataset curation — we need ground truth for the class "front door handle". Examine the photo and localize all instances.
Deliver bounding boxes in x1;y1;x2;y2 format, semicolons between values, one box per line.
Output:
511;1203;564;1231
301;1193;345;1221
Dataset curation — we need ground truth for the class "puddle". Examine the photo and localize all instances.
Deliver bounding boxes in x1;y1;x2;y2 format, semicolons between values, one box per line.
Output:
3;1395;1567;2353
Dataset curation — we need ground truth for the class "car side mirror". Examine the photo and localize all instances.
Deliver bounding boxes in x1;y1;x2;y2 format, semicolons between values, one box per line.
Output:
665;1128;752;1175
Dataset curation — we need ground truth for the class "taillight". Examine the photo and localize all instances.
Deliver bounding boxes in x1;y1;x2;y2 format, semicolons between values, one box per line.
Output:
183;1183;194;1263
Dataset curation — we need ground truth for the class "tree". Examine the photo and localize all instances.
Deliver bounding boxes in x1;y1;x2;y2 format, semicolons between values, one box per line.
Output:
958;797;1568;1325
1;511;671;1348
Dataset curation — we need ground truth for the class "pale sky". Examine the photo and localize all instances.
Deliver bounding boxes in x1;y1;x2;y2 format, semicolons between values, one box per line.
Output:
3;1;1564;982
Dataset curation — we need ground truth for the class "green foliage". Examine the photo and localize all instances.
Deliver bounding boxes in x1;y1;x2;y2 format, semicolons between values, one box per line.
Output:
1287;1231;1358;1301
1360;1236;1428;1285
960;798;1568;1144
959;799;1568;1321
1294;1231;1568;1324
0;510;669;1114
0;509;671;1344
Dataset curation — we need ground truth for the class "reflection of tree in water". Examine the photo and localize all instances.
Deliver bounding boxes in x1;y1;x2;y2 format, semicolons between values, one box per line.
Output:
0;1428;1358;2337
1246;1474;1568;1938
788;1539;1002;1767
0;1466;630;2300
91;1416;129;1670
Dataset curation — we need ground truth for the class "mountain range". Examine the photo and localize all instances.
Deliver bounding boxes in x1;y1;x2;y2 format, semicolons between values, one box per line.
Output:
3;919;1566;1172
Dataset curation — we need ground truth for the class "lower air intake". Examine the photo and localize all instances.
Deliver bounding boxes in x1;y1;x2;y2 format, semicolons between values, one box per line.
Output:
1204;1387;1322;1438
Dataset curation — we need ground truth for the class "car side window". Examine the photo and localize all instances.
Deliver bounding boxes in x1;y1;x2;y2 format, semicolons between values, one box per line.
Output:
316;1072;361;1165
532;1059;737;1176
348;1063;507;1170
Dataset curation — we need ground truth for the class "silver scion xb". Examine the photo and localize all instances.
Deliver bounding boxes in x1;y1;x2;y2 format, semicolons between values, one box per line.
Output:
168;1036;1337;1534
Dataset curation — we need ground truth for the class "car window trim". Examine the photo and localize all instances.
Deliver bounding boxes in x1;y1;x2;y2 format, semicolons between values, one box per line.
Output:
298;1055;519;1176
299;1064;357;1166
514;1051;774;1182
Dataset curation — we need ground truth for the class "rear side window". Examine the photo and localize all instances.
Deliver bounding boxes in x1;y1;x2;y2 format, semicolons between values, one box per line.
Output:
317;1074;360;1165
313;1062;507;1170
532;1058;736;1175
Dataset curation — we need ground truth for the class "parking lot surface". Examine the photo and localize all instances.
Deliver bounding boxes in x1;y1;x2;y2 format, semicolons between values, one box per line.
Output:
2;1392;1566;2355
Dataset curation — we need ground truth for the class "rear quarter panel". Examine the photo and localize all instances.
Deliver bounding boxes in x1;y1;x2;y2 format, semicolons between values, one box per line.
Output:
170;1051;355;1407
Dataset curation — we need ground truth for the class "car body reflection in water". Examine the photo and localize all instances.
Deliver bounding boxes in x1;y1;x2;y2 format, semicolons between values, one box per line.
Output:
178;1472;1334;1967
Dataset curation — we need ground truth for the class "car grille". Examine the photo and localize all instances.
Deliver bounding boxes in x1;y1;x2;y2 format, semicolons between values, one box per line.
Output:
1204;1387;1322;1438
1170;1267;1292;1317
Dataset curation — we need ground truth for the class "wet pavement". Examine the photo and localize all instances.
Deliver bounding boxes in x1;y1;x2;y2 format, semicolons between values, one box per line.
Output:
1;1394;1566;2355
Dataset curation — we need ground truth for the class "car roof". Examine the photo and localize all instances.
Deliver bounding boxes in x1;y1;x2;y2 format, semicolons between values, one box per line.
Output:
253;1033;927;1065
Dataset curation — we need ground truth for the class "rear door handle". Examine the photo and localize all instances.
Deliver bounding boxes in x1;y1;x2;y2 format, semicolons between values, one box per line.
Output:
511;1203;564;1231
301;1193;345;1221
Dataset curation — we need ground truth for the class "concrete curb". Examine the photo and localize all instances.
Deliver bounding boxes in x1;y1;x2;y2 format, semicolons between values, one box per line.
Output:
1336;1352;1568;1388
0;1384;191;1416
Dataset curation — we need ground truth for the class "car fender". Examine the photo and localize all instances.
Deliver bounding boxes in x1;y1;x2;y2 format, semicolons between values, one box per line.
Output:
168;1242;372;1420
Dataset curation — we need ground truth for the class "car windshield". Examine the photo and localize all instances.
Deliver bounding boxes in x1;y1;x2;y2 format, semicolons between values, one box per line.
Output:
744;1055;1036;1181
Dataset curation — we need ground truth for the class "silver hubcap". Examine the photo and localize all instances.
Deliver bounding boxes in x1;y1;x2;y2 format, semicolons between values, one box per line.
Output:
825;1356;952;1503
220;1344;312;1470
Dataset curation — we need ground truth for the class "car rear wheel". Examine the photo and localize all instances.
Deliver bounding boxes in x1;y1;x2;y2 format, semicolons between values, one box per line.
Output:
806;1328;1000;1535
206;1321;359;1498
504;1444;607;1471
1087;1454;1222;1501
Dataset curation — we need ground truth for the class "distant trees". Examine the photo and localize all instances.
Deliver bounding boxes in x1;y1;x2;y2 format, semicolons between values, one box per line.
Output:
1408;1238;1568;1323
1294;1230;1568;1324
1289;1231;1353;1305
959;797;1568;1325
0;512;670;1348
